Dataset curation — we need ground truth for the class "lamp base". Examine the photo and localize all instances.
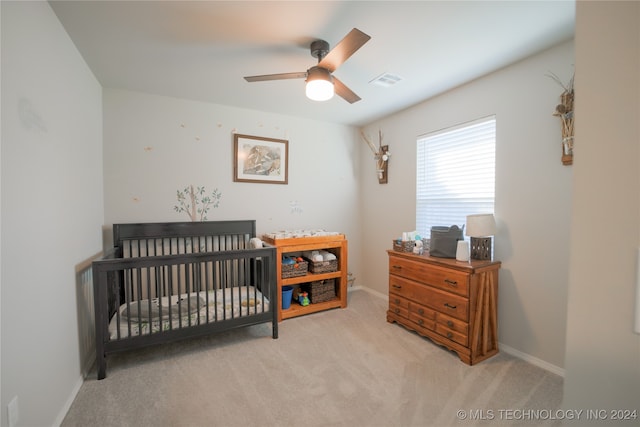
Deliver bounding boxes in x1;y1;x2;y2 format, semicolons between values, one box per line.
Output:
470;237;492;260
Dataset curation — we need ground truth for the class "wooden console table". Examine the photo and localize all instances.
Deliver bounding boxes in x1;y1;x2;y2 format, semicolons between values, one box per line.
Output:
262;234;348;322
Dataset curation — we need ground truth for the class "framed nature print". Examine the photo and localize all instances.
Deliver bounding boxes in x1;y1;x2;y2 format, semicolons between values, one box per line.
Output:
233;134;288;184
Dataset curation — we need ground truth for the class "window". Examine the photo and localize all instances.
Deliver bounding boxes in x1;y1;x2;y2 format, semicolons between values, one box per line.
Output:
416;116;496;239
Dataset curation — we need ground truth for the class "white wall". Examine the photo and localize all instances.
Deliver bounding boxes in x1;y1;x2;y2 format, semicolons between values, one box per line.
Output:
103;89;362;280
563;0;640;420
5;2;636;425
0;1;103;426
360;41;575;372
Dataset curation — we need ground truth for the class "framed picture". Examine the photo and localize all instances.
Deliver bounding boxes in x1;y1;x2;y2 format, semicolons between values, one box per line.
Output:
233;134;288;184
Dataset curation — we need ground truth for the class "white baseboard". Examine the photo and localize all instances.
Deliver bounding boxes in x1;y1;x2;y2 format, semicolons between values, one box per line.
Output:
349;285;388;300
54;375;84;427
499;343;565;377
351;286;565;377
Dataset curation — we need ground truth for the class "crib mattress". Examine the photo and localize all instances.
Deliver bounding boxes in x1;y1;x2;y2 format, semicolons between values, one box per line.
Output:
109;286;269;339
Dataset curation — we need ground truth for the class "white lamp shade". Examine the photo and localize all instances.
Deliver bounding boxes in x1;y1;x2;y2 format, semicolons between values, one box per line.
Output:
305;66;334;101
465;213;496;237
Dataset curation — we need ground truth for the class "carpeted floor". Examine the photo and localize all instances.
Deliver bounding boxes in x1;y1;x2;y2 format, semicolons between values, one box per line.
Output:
62;289;563;427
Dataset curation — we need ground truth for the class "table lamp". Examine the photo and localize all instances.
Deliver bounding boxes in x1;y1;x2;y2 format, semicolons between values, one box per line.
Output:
466;213;496;260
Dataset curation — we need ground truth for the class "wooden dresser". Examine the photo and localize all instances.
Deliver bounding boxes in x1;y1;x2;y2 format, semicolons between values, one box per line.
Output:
387;250;501;365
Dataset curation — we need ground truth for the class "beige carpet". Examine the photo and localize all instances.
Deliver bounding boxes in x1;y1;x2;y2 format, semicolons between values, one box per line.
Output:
62;289;563;427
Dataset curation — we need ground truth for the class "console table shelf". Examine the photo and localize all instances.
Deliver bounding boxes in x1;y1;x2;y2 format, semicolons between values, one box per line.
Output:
262;234;348;322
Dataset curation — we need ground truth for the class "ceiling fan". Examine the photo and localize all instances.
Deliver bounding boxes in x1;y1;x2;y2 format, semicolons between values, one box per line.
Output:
244;28;371;104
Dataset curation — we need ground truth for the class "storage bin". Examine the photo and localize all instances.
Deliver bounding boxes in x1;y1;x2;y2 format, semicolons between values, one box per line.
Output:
392;240;414;253
281;259;308;278
308;279;336;303
282;286;293;309
304;257;338;274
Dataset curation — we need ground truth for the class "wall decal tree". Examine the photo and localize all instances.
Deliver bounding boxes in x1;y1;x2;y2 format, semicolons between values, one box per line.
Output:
174;185;222;221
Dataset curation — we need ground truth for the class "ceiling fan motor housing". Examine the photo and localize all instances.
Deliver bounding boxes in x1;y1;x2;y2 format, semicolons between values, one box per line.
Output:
310;40;330;61
306;66;333;83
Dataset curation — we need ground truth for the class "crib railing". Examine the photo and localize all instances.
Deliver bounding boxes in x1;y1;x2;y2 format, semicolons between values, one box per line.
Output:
120;258;267;332
92;246;277;378
91;221;278;379
94;247;275;330
118;239;255;301
115;222;255;300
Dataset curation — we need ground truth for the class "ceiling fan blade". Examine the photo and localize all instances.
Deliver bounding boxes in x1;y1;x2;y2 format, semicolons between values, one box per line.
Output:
318;28;371;73
333;77;361;104
244;72;307;82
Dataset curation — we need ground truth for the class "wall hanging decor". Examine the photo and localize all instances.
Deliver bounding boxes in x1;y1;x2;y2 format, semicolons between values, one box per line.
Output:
548;71;574;165
361;129;391;183
233;134;288;184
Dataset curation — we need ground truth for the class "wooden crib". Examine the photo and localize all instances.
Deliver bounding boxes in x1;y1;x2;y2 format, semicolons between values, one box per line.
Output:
92;220;277;379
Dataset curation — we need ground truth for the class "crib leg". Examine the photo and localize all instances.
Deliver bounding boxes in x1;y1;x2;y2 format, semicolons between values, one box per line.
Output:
96;338;106;379
272;321;278;339
97;355;106;380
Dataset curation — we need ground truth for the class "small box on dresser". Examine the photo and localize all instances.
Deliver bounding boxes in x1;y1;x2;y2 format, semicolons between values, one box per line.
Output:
386;250;501;365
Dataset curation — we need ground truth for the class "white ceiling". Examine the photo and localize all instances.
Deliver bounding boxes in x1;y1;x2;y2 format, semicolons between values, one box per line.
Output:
50;0;575;127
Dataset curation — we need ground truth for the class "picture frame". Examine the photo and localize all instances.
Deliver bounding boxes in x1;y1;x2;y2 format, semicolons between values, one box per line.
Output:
233;134;288;184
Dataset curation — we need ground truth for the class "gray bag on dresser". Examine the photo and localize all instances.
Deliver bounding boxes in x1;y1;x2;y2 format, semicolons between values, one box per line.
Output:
429;225;464;258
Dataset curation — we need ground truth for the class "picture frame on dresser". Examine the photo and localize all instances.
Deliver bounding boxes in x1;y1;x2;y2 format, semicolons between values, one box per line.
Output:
233;133;288;184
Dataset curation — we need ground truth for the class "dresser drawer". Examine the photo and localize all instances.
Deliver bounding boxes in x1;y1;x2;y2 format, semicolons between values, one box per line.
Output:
389;294;409;309
436;312;468;335
410;303;436;321
388;305;408;318
388;294;409;318
435;323;468;347
389;255;469;297
409;303;436;330
389;275;469;321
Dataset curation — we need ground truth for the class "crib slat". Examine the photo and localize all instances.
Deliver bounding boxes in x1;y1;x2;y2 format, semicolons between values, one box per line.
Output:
168;264;174;328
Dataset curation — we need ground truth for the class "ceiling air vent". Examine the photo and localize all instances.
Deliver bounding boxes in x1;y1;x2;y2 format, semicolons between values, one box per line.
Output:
370;73;403;87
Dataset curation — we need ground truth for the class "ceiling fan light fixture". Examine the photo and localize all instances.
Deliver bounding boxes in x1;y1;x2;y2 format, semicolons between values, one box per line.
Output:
305;66;334;101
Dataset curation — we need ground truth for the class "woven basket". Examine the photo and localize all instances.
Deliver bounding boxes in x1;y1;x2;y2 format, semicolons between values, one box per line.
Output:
304;257;338;274
392;240;414;253
281;260;308;278
308;279;336;303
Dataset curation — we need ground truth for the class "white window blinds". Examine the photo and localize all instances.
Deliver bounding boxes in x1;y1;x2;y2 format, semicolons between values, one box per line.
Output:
416;116;496;239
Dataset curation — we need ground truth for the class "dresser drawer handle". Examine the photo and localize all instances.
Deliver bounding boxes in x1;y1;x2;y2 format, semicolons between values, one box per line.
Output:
392;284;402;289
444;279;458;287
447;320;454;327
418;308;424;315
394;298;400;304
392;265;402;270
394;308;400;314
444;303;457;310
418;319;424;325
447;332;453;339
